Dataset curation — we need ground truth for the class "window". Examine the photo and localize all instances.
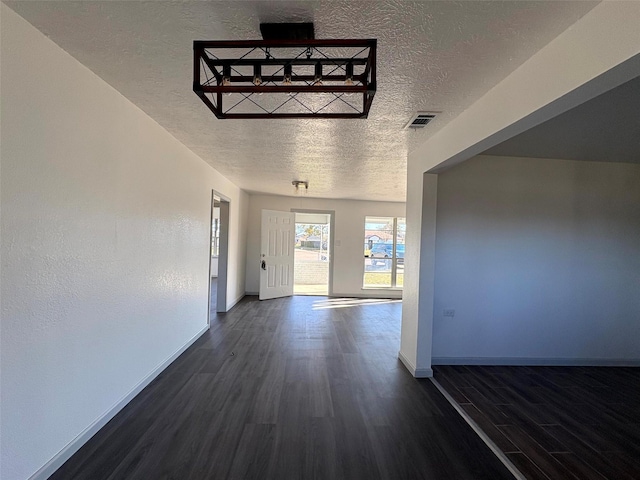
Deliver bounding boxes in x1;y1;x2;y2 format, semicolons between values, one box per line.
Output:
211;199;221;257
363;216;405;288
211;217;220;257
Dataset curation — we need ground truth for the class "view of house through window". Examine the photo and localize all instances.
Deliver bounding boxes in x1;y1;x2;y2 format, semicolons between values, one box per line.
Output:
364;216;406;288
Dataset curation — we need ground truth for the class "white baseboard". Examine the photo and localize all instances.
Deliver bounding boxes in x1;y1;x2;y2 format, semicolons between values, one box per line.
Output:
29;326;209;480
246;292;402;300
226;293;245;311
398;351;433;378
431;356;640;366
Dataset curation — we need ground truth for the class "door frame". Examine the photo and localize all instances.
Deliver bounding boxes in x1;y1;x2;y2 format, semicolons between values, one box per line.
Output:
291;209;335;296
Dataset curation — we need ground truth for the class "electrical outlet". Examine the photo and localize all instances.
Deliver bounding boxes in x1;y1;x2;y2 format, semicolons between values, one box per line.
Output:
443;309;455;318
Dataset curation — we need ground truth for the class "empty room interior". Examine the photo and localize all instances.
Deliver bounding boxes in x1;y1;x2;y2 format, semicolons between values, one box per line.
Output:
1;2;639;480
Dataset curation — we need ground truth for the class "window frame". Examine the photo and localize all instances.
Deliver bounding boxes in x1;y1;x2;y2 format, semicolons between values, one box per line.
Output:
363;216;405;289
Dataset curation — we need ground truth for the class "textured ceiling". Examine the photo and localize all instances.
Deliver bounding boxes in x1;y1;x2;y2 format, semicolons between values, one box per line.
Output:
484;75;640;164
5;1;599;201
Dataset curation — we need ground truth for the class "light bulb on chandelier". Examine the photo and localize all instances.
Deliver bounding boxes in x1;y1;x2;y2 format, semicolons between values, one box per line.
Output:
283;64;293;86
313;62;323;86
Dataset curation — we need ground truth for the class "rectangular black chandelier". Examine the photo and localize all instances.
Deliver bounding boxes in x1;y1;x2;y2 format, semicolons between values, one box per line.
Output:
193;38;376;119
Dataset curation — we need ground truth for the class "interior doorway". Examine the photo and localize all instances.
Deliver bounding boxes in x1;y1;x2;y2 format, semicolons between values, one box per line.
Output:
209;192;230;323
293;211;333;296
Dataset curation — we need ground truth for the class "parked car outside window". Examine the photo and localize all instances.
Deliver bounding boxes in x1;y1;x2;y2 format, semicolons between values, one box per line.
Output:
370;243;404;266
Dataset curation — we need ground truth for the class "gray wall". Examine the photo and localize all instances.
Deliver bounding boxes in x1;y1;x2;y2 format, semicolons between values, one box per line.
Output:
432;155;640;364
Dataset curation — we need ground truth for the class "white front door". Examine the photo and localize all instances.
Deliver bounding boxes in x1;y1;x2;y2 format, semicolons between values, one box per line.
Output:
259;209;295;300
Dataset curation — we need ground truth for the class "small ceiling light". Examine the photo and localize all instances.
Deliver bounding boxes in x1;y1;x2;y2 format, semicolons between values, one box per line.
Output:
292;180;309;193
283;64;292;86
253;64;262;86
314;62;323;85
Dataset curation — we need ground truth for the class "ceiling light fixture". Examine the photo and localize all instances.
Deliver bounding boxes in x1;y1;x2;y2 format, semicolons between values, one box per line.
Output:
193;23;377;119
292;180;309;193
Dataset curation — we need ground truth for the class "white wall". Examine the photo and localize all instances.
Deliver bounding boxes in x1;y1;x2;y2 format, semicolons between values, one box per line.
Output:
0;7;247;480
246;194;405;298
432;155;640;364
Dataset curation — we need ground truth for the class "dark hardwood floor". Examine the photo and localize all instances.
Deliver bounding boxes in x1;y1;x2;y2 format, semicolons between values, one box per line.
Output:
433;365;640;480
50;296;512;480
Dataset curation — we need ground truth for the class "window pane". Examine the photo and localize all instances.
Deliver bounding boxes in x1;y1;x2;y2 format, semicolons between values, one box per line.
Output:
396;264;404;287
364;216;392;280
395;217;405;279
363;216;405;289
211;218;220;256
396;217;406;253
364;216;394;255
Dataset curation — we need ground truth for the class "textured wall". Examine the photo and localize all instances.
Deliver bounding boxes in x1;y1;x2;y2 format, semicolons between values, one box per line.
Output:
432;155;640;363
0;7;247;480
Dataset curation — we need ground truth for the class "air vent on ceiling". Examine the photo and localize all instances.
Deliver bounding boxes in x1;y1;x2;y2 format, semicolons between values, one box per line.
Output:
405;112;438;129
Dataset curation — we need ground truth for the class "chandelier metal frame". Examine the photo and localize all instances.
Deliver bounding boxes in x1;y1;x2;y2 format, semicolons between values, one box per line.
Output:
193;38;377;119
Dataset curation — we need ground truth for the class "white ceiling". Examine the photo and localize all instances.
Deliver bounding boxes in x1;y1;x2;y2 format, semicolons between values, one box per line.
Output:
5;0;599;201
483;75;640;164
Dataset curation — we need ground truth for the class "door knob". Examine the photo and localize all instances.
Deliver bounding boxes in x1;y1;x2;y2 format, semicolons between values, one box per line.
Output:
261;260;266;270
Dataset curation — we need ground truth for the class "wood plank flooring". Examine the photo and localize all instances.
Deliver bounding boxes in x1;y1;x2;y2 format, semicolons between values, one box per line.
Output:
433;365;640;480
50;296;512;480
